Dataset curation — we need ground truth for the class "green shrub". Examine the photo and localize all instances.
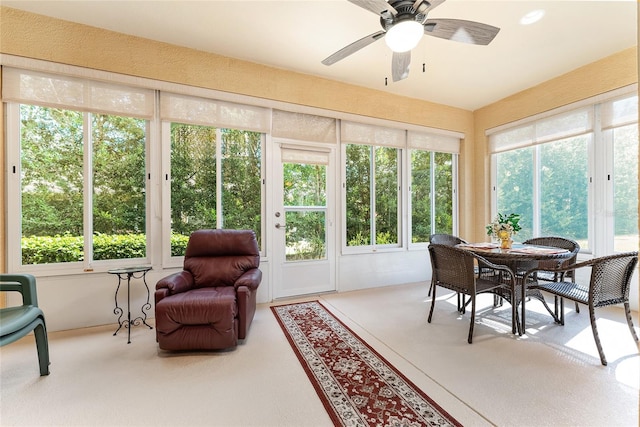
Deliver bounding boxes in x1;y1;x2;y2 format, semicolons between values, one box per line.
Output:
21;232;191;264
93;233;147;260
170;232;189;257
21;234;84;264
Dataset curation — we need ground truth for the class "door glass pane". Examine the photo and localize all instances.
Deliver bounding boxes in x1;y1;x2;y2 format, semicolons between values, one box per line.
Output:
92;114;147;261
496;147;534;241
20;105;84;264
285;211;326;261
345;144;371;246
539;135;589;247
283;162;326;261
613;124;639;252
375;146;399;245
170;123;217;255
411;150;432;243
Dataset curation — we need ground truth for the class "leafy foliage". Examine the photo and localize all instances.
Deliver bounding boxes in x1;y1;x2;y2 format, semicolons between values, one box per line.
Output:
169;124;263;252
486;212;522;238
21;233;190;264
496;135;593;242
284;163;326;260
20;108;264;265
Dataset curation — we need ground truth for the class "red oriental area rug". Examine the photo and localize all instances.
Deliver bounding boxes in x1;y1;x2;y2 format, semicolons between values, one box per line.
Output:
271;301;462;427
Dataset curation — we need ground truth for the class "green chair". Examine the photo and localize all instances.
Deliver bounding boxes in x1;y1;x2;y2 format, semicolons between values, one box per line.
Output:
0;274;50;376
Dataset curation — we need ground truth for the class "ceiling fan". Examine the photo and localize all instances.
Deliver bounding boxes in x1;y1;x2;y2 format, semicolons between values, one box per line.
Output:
322;0;500;82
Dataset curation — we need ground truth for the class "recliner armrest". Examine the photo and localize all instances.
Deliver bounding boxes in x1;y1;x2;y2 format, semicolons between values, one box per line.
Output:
155;271;195;296
234;268;262;291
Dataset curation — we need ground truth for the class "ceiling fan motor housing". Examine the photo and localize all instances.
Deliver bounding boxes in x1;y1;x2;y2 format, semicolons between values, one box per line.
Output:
380;0;429;30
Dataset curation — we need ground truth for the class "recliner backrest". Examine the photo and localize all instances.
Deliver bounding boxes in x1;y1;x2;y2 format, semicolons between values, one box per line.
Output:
184;229;260;288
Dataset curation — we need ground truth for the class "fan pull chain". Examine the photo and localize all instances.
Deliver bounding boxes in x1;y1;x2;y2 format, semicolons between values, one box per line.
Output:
423;63;426;72
385;77;388;86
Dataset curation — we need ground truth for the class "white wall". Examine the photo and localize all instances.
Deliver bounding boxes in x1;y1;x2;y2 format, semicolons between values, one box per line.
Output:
5;252;431;332
6;250;637;333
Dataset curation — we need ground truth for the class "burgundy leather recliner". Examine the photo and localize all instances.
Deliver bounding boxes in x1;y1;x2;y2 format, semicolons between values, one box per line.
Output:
154;229;262;351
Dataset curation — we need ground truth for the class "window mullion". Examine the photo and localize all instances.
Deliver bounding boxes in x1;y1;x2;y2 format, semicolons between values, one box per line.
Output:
430;152;436;235
532;145;540;236
370;145;376;247
84;112;94;269
216;128;223;229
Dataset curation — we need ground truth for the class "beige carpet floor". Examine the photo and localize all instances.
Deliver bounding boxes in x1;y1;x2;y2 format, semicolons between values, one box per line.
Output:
1;282;638;426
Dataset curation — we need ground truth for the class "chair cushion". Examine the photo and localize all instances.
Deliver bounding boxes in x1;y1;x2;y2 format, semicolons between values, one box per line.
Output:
156;287;237;326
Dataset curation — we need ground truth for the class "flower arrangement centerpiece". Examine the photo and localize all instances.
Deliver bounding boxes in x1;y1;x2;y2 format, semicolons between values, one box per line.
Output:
486;213;521;249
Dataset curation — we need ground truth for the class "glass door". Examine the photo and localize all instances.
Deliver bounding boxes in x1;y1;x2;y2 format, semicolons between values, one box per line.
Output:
272;143;335;298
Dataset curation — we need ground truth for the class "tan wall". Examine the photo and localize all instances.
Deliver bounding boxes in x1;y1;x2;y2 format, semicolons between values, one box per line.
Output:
472;47;638;242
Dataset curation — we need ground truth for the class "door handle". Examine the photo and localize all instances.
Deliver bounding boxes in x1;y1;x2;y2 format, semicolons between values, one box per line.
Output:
275;223;285;229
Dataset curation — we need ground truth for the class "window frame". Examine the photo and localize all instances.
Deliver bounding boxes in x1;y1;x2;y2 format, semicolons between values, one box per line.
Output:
407;149;459;248
341;142;403;253
489;90;638;257
161;121;266;269
6;102;152;275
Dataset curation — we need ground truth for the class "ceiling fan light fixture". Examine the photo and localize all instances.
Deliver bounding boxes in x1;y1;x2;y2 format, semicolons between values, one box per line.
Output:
385;20;423;53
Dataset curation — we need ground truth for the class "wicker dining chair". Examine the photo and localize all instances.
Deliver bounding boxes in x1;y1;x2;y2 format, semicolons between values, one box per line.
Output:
428;244;518;343
523;236;580;312
526;251;638;365
428;235;467;288
428;234;468;311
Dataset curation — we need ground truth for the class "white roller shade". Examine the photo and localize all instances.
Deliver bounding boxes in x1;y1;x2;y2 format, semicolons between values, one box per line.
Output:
160;92;269;132
2;67;154;119
280;144;330;165
601;94;638;130
272;110;337;144
488;107;593;154
341;121;406;148
407;131;460;153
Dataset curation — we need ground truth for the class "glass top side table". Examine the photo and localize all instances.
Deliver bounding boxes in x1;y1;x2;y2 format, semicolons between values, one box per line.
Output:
107;266;153;344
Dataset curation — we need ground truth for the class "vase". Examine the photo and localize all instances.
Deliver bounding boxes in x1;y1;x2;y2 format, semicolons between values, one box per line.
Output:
500;237;513;249
497;230;512;249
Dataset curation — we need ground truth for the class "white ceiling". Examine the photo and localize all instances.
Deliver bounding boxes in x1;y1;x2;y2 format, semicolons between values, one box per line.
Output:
3;0;637;110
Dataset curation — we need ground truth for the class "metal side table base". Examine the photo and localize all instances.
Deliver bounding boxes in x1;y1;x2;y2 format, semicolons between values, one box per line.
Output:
108;266;153;344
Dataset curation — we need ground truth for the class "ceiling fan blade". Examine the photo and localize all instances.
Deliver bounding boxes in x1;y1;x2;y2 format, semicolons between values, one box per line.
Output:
392;51;411;82
322;30;386;66
423;18;500;45
348;0;397;17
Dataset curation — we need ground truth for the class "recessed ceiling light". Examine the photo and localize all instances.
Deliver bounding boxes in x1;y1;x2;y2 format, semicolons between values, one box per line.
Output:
520;9;545;25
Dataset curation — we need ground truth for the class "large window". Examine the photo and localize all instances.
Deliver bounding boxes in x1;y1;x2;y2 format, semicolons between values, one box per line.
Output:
169;123;263;255
18;105;148;266
342;122;460;250
610;106;639;253
411;150;454;242
4;68;154;272
490;92;638;255
345;144;400;247
496;135;589;244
